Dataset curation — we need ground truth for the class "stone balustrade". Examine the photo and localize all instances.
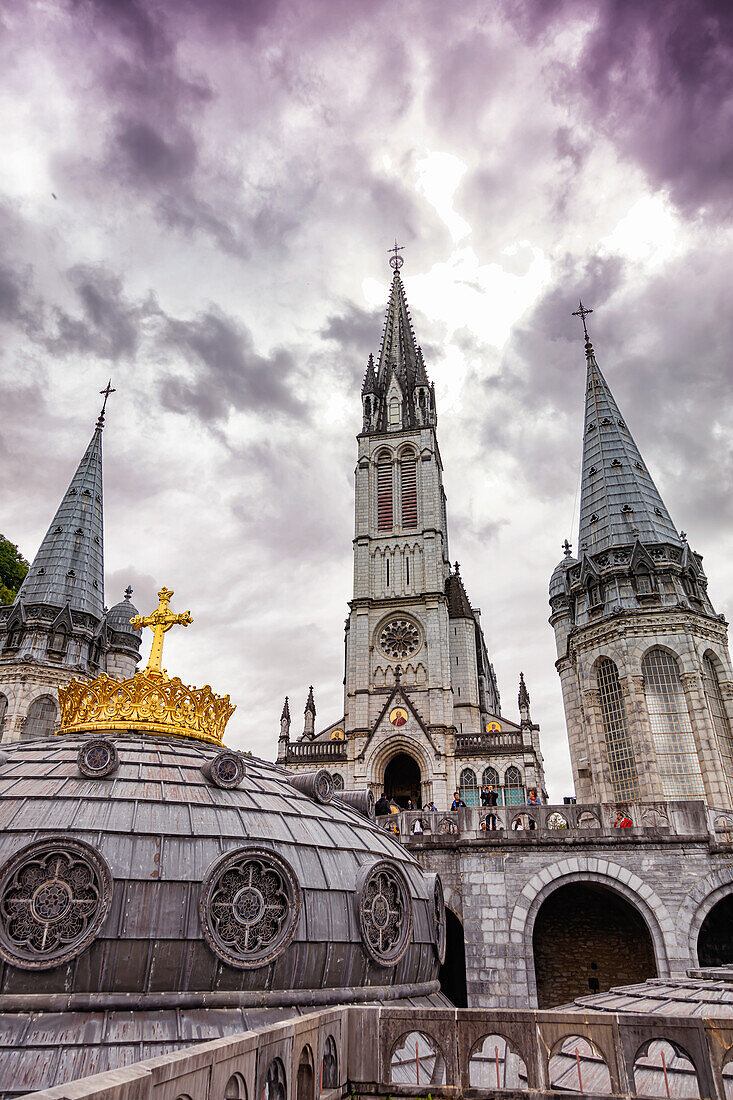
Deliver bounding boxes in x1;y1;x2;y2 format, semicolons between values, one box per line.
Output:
22;1003;733;1100
286;741;347;762
377;800;726;844
454;731;524;755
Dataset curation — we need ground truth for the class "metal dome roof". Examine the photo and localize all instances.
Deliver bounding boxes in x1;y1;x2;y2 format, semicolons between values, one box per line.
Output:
104;595;138;634
0;731;445;1094
549;555;577;599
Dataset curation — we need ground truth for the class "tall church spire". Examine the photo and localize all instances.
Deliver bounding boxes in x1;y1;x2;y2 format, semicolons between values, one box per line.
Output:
576;308;680;554
15;394;107;619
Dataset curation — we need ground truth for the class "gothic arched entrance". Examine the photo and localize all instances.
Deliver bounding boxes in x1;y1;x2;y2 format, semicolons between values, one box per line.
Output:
384;752;421;807
440;908;467;1007
698;894;733;966
532;882;656;1008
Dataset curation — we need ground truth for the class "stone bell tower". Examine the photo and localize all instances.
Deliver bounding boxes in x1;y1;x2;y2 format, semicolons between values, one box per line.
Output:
549;304;733;807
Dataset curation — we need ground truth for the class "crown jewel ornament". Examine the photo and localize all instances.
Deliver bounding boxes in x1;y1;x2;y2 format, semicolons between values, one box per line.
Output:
57;587;235;745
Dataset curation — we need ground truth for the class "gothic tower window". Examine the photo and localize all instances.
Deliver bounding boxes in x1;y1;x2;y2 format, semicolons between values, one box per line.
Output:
596;658;639;800
388;397;401;427
377;453;393;532
400;452;418;529
49;626;69;657
503;766;524;805
459;768;478;806
702;653;733;795
642;648;705;799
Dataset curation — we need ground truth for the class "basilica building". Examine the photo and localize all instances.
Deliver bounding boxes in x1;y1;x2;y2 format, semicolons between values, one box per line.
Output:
279;257;547;810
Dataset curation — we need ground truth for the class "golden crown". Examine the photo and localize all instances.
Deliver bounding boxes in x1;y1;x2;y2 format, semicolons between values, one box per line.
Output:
57;587;235;745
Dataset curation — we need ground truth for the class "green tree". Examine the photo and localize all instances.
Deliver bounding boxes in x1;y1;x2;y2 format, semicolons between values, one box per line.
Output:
0;534;29;605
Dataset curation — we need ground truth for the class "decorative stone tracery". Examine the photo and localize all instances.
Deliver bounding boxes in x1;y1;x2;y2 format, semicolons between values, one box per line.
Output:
356;860;412;967
200;847;300;969
0;838;113;970
379;619;420;661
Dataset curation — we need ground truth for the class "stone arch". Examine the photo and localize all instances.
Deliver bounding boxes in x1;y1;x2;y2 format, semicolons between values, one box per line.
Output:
373;445;395;463
582;647;631;688
510;858;675;1007
397;442;418;459
367;735;433;788
638;639;696;676
23;694;59;740
678;868;733;966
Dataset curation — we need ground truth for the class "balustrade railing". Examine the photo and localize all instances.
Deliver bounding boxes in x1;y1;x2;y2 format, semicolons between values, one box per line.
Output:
455;731;524;755
285;741;346;761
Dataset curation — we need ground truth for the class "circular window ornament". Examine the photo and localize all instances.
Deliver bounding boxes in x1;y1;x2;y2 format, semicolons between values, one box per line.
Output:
379;619;420;661
202;750;246;789
431;874;446;964
389;707;408;728
200;847;300;969
77;738;119;778
0;838;113;970
356;860;412;967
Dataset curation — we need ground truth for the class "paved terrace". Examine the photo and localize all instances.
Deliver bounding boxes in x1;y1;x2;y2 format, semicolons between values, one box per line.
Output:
21;1004;733;1100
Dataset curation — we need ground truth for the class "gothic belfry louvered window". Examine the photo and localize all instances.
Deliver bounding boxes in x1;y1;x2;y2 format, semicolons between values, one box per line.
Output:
642;648;705;799
597;658;639;800
400;453;417;529
377;455;393;532
702;653;733;797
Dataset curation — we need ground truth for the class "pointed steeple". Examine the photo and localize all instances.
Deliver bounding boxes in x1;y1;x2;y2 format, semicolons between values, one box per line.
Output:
377;268;421;393
518;672;530;715
361;353;377;396
15;399;107;620
576;310;680;554
279;696;291;742
303;685;316;739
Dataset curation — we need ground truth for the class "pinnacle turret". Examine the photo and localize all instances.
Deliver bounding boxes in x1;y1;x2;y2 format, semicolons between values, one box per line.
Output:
518;672;530;714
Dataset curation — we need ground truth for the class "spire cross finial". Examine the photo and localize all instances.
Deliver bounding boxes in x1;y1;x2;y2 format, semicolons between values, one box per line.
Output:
97;379;116;427
572;300;593;343
562;539;572;557
130;586;193;677
388;239;404;272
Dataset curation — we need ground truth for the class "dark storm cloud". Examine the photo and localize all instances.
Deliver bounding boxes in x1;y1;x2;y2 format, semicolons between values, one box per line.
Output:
517;0;733;216
159;308;304;423
46;265;149;360
115;121;198;185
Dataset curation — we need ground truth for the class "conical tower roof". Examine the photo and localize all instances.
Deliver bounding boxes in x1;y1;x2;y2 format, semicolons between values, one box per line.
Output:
376;268;423;394
15;418;105;619
578;331;680;554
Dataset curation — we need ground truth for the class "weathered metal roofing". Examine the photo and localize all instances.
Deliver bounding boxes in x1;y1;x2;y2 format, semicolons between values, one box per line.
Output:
0;731;443;1093
577;342;680;555
14;424;104;619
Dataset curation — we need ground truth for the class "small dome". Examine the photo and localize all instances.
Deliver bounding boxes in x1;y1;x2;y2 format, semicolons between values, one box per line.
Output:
106;588;138;634
549;555;577;599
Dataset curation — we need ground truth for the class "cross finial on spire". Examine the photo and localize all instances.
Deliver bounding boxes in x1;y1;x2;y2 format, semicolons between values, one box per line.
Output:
454;560;460;574
388;239;404;272
97;379;116;428
567;301;589;352
562;539;572;557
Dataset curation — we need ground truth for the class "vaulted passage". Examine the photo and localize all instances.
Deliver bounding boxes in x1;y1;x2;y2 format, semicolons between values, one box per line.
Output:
439;908;467;1007
698;894;733;966
384;752;421;808
532;882;656;1008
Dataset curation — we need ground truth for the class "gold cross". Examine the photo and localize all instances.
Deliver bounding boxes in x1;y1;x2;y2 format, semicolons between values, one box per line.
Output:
130;587;193;676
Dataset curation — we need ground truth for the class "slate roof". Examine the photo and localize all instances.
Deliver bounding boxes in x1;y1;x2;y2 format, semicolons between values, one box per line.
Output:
567;967;733;1018
363;269;432;430
14;423;104;619
578;340;680;555
445;570;473;619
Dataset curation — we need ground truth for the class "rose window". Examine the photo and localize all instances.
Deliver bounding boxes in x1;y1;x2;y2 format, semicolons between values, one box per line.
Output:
77;738;118;778
200;848;300;969
0;839;112;970
203;750;246;789
357;860;412;966
379;619;420;660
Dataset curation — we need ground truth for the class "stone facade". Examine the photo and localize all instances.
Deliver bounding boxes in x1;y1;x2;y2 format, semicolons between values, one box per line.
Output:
280;263;546;809
549;329;733;808
0;409;140;743
393;800;733;1010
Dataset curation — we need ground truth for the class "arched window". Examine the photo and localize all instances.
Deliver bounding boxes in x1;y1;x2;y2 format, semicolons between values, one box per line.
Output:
503;766;524;805
459;768;478;806
0;693;7;736
702;653;733;794
388;397;401;427
642;648;704;799
597;658;639;800
482;766;499;789
400;452;417;529
49;626;69;656
377;453;393;532
23;695;58;740
224;1073;248;1100
322;1034;338;1090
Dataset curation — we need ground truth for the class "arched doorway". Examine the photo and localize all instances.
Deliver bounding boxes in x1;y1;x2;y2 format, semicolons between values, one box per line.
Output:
533;882;656;1008
698;894;733;966
439;908;467;1007
384;752;421;807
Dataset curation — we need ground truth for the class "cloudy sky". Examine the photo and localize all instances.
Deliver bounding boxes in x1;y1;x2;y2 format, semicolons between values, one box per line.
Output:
2;0;732;798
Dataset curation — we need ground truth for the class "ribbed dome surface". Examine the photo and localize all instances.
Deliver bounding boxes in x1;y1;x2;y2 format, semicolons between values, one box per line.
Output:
104;598;138;634
0;732;444;1095
549;556;577;599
